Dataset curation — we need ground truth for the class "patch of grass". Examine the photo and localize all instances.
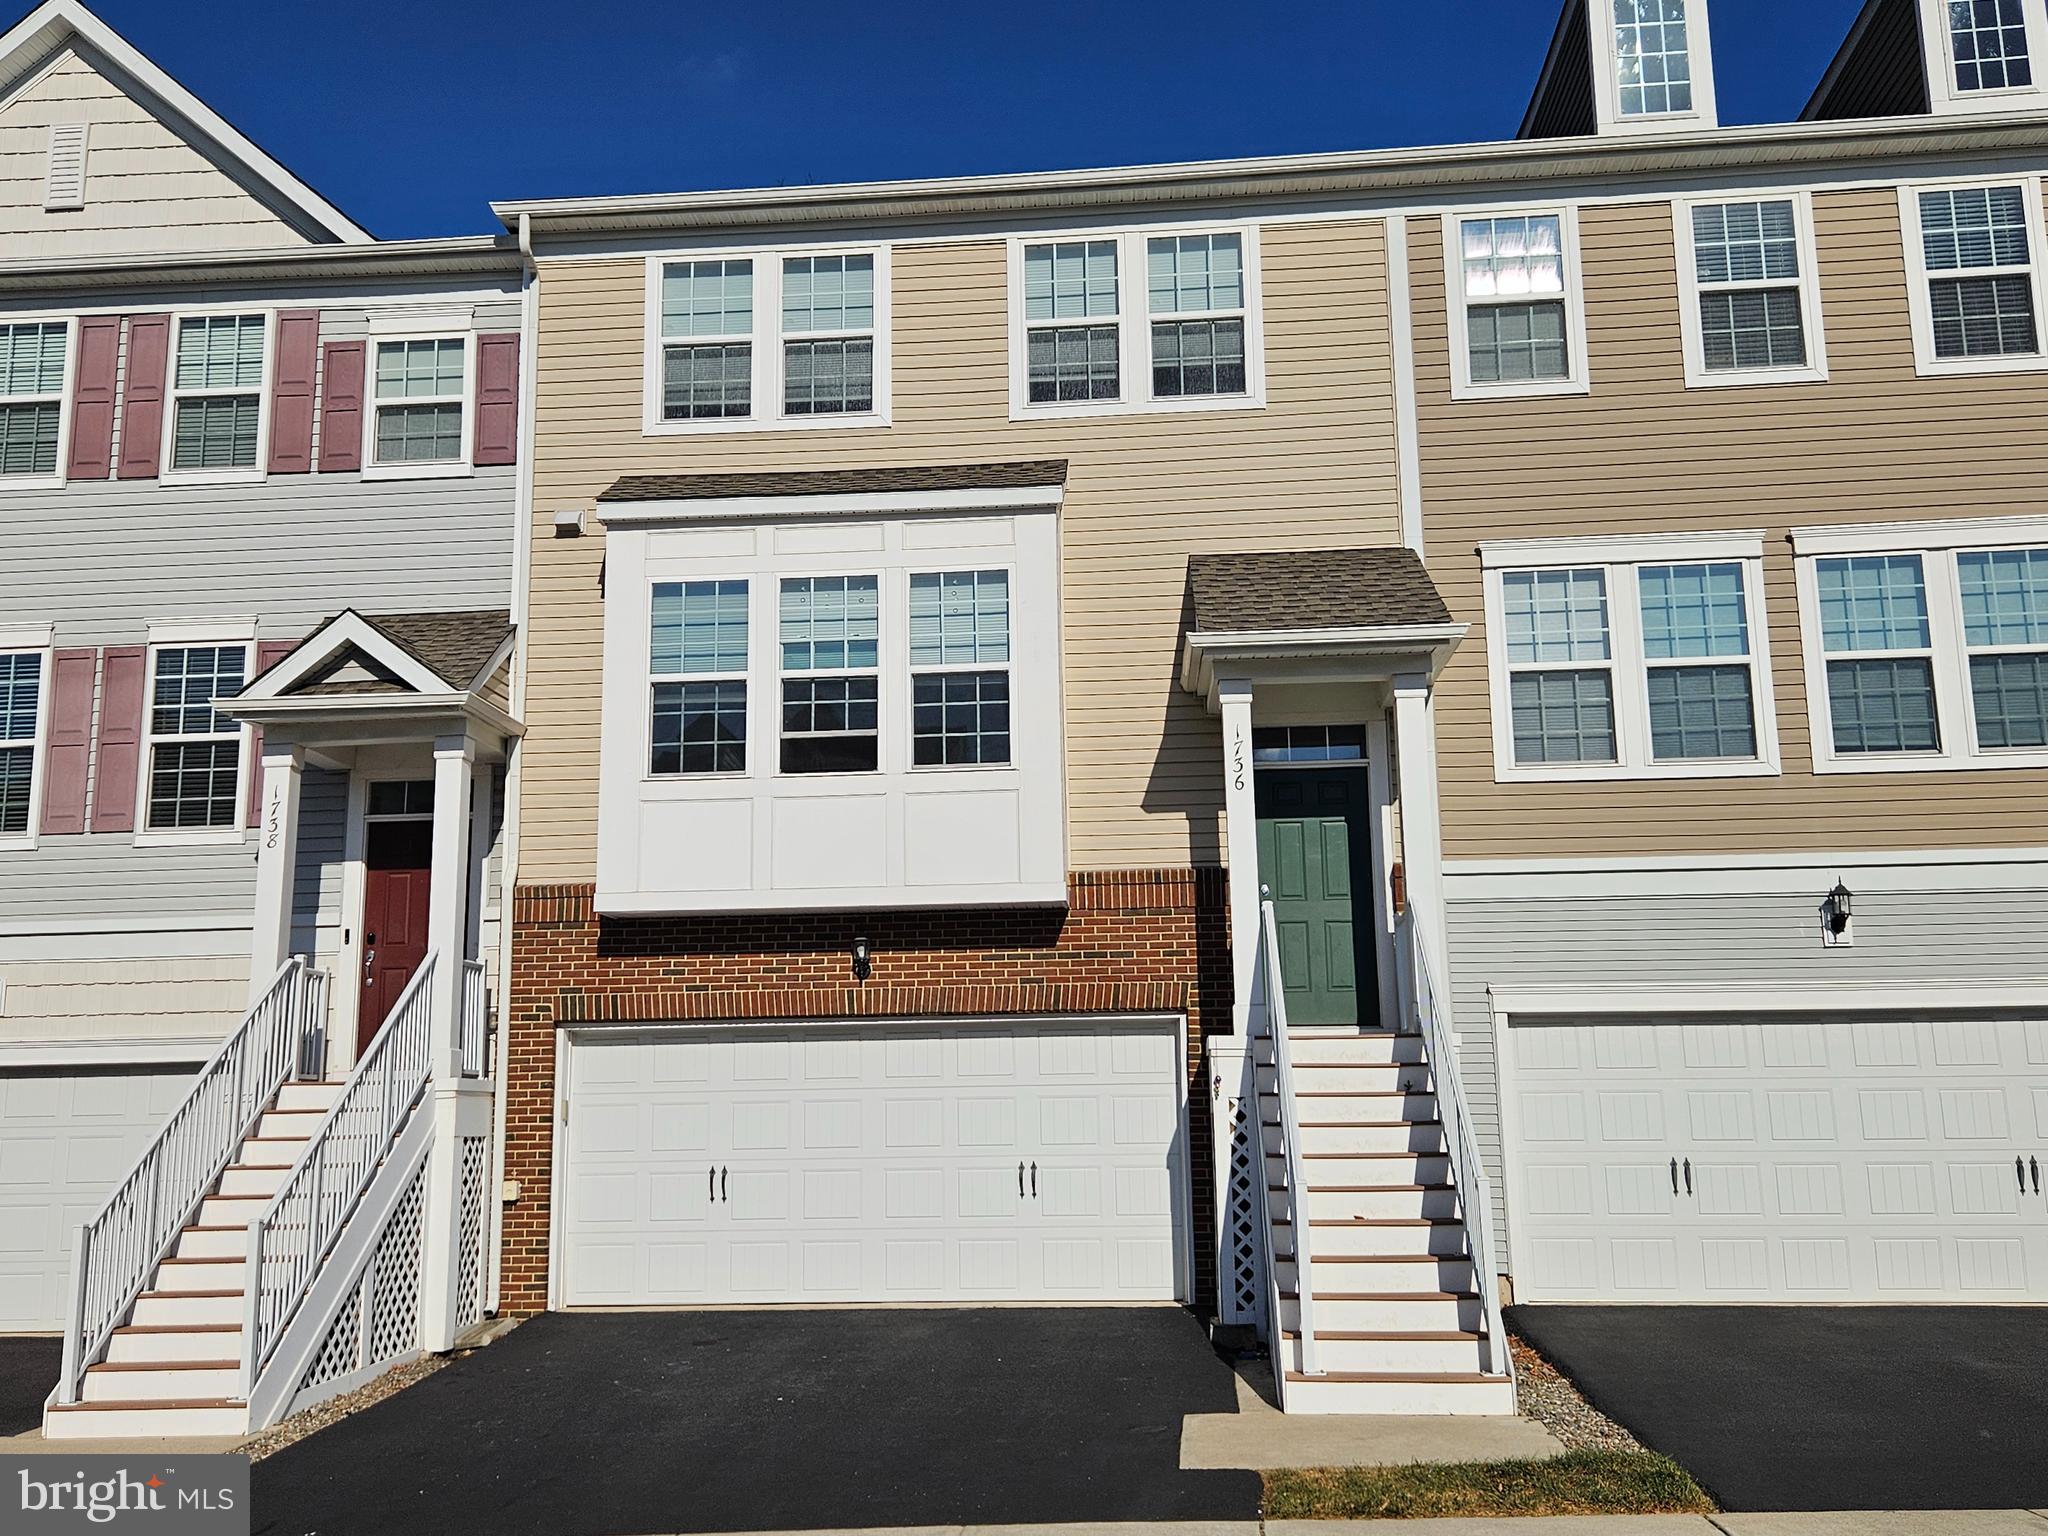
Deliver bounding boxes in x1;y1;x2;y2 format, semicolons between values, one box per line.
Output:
1263;1449;1715;1521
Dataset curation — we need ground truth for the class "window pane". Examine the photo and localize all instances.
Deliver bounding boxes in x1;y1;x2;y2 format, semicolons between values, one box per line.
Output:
1817;555;1931;652
1648;664;1757;760
171;394;260;470
1152;318;1247;398
1614;0;1693;115
1929;274;2039;358
367;780;434;817
374;402;463;464
1463;216;1565;299
1026;324;1119;402
151;645;246;735
909;570;1010;665
1827;657;1941;753
1920;185;2032;271
1951;0;2033;90
0;322;67;397
1959;547;2048;645
1468;301;1569;383
0;402;60;477
1970;651;2048;748
661;260;753;338
0;653;38;743
375;338;464;400
652;580;749;674
912;671;1011;766
1251;725;1367;764
1699;289;1807;371
780;576;880;671
1503;568;1610;663
651;680;747;774
147;740;241;830
1147;233;1244;315
662;343;752;420
781;676;880;773
0;744;30;836
174;315;265;390
1511;668;1617;764
783;338;874;415
1023;241;1118;321
1692;200;1800;285
782;254;874;332
1639;563;1749;658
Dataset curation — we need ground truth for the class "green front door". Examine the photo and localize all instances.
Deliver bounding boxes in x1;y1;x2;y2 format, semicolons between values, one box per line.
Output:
1254;767;1373;1028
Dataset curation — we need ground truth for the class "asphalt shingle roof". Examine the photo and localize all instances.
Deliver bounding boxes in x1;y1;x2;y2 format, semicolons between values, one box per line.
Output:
598;461;1069;502
1186;547;1452;634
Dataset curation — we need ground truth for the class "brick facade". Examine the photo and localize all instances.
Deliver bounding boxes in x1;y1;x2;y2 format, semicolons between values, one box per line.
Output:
498;868;1234;1315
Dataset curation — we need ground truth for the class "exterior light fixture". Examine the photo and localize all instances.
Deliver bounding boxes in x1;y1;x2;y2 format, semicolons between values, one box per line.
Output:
852;936;872;982
1827;881;1853;937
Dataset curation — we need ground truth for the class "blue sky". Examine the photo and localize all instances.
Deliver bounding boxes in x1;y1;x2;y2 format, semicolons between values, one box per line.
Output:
81;0;1868;239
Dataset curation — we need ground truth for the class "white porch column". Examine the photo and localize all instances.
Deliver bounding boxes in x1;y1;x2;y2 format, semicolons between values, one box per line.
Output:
1391;673;1453;1003
247;741;306;1005
426;733;478;1081
1217;678;1260;1032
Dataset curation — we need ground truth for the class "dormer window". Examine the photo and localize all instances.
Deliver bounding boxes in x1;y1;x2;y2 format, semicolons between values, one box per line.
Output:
1613;0;1694;116
1949;0;2032;91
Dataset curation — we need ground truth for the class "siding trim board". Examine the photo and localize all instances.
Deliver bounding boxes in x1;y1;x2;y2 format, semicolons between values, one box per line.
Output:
1490;982;2048;1015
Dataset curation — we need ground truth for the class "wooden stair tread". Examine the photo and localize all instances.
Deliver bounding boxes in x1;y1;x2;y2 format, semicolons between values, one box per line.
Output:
1283;1330;1482;1342
1262;1091;1425;1099
1263;1119;1443;1129
89;1358;238;1372
1281;1290;1479;1301
49;1397;244;1412
1268;1183;1455;1193
1296;1151;1448;1160
1275;1253;1467;1264
159;1256;240;1266
114;1324;240;1335
1272;1218;1462;1228
1286;1371;1498;1384
139;1289;241;1300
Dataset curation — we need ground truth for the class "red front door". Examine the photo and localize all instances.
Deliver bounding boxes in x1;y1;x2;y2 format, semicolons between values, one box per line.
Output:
358;819;434;1056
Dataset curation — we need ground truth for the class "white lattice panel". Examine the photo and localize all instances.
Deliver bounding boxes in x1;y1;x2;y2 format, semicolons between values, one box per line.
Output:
454;1135;488;1332
366;1167;425;1364
300;1288;362;1392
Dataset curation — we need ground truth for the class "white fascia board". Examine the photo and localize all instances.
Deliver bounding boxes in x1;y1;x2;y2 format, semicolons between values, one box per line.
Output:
225;690;523;741
238;612;447;700
566;1011;1181;1038
0;1037;217;1068
147;616;257;645
597;485;1066;527
1790;514;2048;556
1479;529;1768;568
1180;623;1468;701
595;881;1071;919
1492;982;2048;1017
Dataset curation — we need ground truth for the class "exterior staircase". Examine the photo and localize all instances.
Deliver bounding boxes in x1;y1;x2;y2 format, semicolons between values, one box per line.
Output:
45;1079;342;1438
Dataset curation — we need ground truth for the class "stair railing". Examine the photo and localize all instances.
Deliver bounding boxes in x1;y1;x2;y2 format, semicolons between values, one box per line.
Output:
53;957;327;1406
459;958;489;1078
243;952;438;1389
1399;910;1513;1384
1252;897;1317;1382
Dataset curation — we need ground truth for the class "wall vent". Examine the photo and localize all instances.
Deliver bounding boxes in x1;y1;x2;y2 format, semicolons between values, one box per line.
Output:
44;123;88;211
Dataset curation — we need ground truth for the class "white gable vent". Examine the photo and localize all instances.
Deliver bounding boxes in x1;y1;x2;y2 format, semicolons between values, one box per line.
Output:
44;123;88;211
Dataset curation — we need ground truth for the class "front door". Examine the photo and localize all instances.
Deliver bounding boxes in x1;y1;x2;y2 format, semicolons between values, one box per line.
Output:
358;818;434;1055
1255;766;1373;1028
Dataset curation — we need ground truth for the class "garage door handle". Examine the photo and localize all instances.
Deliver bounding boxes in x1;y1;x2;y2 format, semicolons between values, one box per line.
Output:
1031;1162;1038;1199
2020;1158;2028;1194
721;1167;728;1203
1019;1162;1025;1198
1683;1159;1692;1197
2032;1158;2040;1196
710;1166;717;1204
1670;1158;1679;1196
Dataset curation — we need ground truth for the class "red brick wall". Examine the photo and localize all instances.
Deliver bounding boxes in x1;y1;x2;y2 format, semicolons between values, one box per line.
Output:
499;868;1232;1315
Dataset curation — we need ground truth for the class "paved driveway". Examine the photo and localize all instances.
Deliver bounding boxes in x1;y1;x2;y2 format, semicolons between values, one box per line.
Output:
1512;1305;2048;1512
253;1307;1261;1536
0;1336;59;1437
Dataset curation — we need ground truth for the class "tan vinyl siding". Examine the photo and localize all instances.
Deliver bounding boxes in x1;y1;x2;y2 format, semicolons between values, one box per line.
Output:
524;218;1404;881
1415;188;2048;860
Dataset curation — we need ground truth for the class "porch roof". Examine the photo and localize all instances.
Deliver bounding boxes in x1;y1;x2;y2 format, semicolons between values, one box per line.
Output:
599;461;1069;503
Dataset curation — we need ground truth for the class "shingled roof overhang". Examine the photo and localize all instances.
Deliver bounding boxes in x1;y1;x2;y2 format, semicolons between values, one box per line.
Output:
596;462;1068;526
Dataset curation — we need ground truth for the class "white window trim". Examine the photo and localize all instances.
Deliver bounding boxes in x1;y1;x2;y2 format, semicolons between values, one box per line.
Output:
1898;173;2048;379
640;244;893;436
361;331;476;482
160;309;275;487
133;638;252;847
1793;514;2048;774
0;642;51;853
1586;0;1720;134
1921;0;2048;115
0;314;77;494
1480;531;1780;784
645;577;752;783
1005;223;1267;422
1670;191;1829;389
906;563;1018;775
1441;204;1592;402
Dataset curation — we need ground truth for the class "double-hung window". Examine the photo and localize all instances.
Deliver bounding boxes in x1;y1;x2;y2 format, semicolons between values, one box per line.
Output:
1675;196;1826;386
779;576;880;774
1902;180;2048;373
1612;0;1694;117
1023;240;1121;405
782;255;876;415
144;644;247;832
1446;210;1587;398
0;321;68;484
1147;234;1249;399
1483;535;1776;781
659;260;754;421
1959;547;2048;748
649;580;748;776
168;314;267;475
910;571;1011;766
0;650;43;840
370;336;470;471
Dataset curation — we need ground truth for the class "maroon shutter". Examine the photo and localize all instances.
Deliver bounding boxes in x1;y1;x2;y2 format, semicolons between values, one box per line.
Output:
39;649;97;836
245;639;296;826
91;645;147;833
267;310;320;474
66;317;120;480
472;332;520;466
116;314;171;480
317;340;365;473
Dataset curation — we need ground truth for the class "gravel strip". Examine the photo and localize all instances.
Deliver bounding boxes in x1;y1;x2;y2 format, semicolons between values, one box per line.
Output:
1511;1334;1645;1453
236;1353;451;1463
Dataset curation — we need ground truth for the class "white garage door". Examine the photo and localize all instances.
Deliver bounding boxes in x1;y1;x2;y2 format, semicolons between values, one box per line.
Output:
0;1067;193;1332
562;1020;1187;1306
1505;1014;2048;1302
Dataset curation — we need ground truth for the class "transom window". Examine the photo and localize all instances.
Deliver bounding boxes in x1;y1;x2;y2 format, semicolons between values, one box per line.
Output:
780;576;880;774
372;337;468;466
1950;0;2032;90
1909;184;2042;366
650;580;749;776
1684;199;1821;381
1613;0;1693;116
910;570;1011;766
0;651;42;837
1148;234;1248;399
169;314;266;473
145;644;247;831
0;322;67;481
366;780;435;818
1252;726;1365;765
1449;212;1584;397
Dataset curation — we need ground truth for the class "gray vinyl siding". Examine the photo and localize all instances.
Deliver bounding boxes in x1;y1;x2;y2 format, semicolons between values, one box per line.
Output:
1444;884;2048;1276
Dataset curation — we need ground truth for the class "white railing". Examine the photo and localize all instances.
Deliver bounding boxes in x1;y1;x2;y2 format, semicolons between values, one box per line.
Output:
54;958;327;1406
459;959;488;1078
1398;911;1513;1383
243;952;438;1388
1251;898;1318;1389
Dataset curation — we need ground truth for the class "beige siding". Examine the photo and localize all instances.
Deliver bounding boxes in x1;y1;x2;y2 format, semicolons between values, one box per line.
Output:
1415;189;2048;860
523;218;1404;881
0;49;305;256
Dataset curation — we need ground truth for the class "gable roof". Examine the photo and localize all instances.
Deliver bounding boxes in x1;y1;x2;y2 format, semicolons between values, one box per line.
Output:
243;609;514;702
1186;548;1452;634
0;0;371;243
1803;0;1931;122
